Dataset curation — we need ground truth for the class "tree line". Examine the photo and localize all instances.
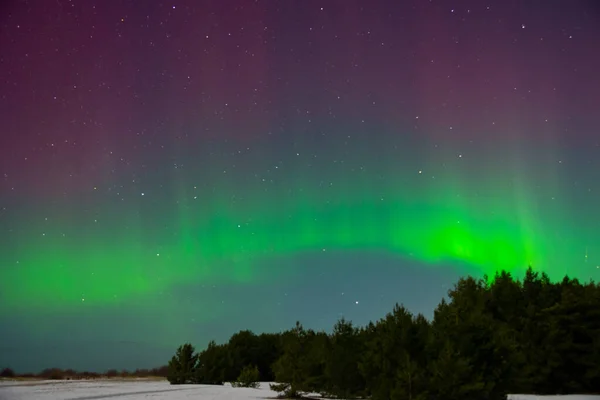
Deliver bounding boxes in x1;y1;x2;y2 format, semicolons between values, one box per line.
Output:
167;268;600;399
0;366;169;380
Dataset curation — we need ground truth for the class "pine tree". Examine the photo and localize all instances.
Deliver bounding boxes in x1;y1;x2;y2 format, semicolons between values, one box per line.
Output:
325;318;365;398
428;339;485;400
391;352;428;400
167;343;198;384
226;330;260;382
302;330;329;393
359;304;422;400
271;322;309;398
196;340;227;385
255;333;283;381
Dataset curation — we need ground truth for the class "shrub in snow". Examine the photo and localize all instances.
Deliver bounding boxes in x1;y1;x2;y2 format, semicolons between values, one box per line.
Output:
270;382;300;398
231;365;260;388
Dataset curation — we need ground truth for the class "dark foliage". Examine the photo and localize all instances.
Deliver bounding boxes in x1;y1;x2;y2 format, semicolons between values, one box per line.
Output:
151;365;170;377
167;268;600;397
0;368;15;378
0;365;169;380
1;365;169;380
39;368;65;380
325;318;365;398
231;364;260;388
196;340;227;384
167;343;198;384
105;369;118;378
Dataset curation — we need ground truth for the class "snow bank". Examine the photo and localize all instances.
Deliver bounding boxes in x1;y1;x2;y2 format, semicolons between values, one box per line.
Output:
1;380;599;400
508;396;600;400
0;380;275;400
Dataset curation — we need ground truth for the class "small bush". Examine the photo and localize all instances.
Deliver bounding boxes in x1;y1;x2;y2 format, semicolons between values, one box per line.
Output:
150;365;169;377
50;371;64;380
105;369;118;378
0;367;15;378
39;368;65;380
270;382;302;398
231;365;260;388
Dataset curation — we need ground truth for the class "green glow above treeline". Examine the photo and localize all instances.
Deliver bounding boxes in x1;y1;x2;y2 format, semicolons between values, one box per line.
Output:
1;189;588;311
1;132;596;312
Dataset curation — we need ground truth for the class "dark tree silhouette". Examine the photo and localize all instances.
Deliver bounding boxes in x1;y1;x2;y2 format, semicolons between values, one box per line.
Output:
167;343;198;384
166;267;600;397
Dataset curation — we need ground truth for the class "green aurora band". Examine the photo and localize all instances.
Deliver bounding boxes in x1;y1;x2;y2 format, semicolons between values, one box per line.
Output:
1;132;597;313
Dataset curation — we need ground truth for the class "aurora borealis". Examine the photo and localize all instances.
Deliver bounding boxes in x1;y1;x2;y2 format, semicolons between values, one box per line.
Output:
1;0;600;372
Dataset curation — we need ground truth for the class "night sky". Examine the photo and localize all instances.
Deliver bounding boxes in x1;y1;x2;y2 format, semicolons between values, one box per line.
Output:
1;0;600;373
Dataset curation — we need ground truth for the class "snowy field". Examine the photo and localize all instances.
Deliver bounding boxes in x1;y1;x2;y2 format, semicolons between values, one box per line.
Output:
509;397;600;400
0;380;273;400
0;380;598;400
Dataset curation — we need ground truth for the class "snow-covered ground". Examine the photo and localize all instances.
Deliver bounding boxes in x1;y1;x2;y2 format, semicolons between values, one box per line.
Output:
509;397;600;400
0;380;598;400
0;380;273;400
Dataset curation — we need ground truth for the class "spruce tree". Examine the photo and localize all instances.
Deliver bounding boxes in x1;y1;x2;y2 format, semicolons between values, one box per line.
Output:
196;340;227;385
428;339;485;400
167;343;198;384
271;322;308;398
326;318;365;398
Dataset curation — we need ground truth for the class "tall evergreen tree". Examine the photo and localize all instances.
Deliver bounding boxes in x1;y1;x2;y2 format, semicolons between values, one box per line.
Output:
271;322;309;398
325;318;365;398
255;333;283;381
196;340;227;385
167;343;198;384
302;330;329;393
226;330;260;382
428;339;484;400
359;305;424;400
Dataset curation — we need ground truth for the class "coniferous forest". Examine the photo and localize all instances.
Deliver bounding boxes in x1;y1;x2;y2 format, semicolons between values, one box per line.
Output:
167;268;600;400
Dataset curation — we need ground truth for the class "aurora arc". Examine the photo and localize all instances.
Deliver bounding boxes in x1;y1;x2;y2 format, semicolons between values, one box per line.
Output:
1;134;587;312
